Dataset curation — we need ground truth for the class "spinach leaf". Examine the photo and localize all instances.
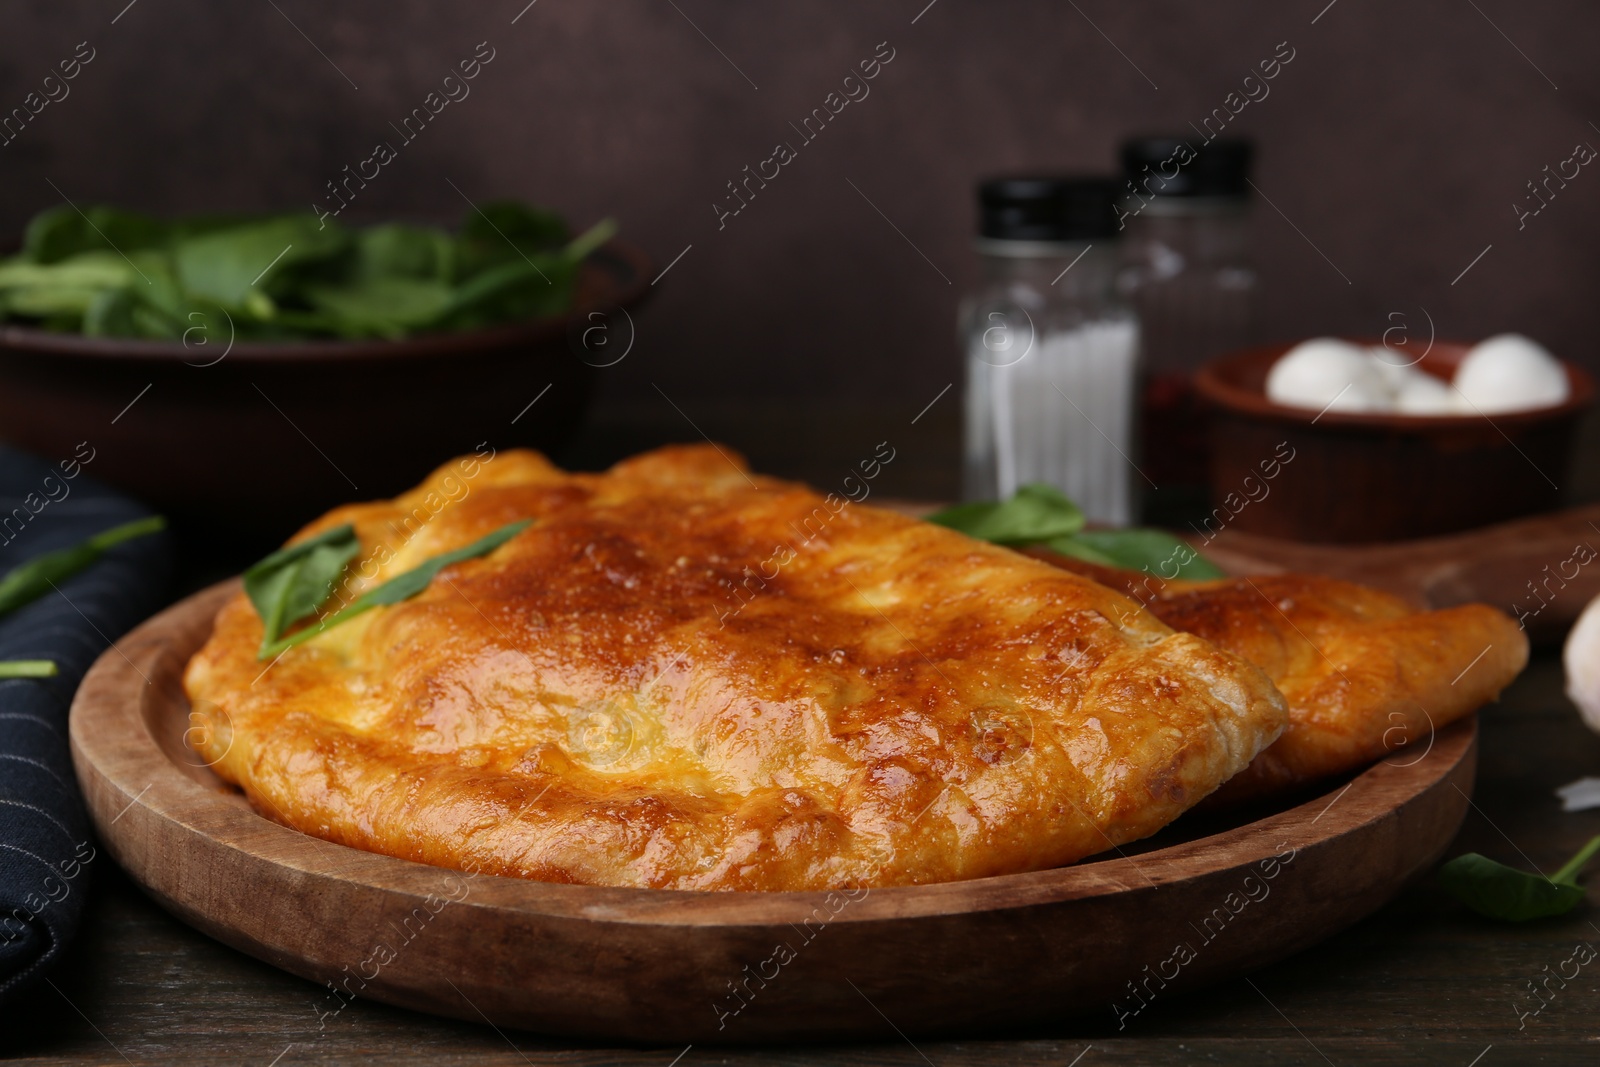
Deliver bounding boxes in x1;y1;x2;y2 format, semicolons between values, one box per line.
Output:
459;200;568;252
0;660;57;678
353;223;455;283
242;523;361;657
173;215;349;311
930;485;1226;578
23;204;168;264
256;519;531;660
4;285;105;319
0;254;136;290
1040;535;1118;567
83;288;138;337
1;201;614;340
1066;528;1228;579
0;515;166;618
1438;834;1600;921
926;483;1086;544
304;278;457;339
432;257;574;331
563;218;618;265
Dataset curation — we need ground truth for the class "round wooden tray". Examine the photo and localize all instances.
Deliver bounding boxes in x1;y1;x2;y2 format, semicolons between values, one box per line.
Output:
70;581;1477;1044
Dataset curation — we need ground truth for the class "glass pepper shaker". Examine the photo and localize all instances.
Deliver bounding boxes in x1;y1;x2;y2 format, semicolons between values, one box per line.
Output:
961;177;1140;525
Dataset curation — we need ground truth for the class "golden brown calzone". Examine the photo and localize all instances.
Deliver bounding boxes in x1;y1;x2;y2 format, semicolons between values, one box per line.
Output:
185;445;1287;890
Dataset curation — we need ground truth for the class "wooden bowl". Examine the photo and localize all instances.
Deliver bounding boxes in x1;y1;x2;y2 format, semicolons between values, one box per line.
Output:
70;581;1479;1044
0;240;651;545
1193;340;1594;543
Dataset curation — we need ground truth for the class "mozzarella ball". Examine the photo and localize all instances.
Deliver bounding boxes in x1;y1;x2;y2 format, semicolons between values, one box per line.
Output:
1565;594;1600;735
1392;367;1457;414
1453;334;1569;414
1266;338;1392;413
1367;348;1419;395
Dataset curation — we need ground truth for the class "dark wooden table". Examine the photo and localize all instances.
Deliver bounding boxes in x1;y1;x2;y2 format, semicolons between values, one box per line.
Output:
5;655;1599;1065
10;403;1600;1065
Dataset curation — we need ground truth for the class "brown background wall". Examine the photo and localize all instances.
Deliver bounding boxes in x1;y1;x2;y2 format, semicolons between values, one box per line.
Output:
1;1;1597;491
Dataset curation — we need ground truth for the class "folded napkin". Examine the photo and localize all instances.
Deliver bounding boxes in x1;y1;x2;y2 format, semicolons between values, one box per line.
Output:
0;445;170;1004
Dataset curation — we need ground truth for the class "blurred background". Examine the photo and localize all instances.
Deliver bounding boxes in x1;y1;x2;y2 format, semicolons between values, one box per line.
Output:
1;0;1596;506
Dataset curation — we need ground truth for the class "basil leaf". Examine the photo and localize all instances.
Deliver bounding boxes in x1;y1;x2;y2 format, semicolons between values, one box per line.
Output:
0;515;165;618
258;519;531;660
1062;529;1228;579
926;483;1086;544
242;523;361;656
1439;834;1600;922
0;660;57;679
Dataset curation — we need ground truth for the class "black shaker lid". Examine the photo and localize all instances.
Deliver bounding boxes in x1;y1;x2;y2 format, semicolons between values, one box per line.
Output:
977;176;1120;240
1120;137;1253;198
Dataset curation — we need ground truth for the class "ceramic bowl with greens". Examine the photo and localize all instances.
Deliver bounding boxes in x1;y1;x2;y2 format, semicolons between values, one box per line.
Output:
0;202;651;542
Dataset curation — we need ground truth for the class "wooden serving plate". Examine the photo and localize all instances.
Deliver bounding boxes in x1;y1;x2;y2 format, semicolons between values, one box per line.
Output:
70;581;1478;1044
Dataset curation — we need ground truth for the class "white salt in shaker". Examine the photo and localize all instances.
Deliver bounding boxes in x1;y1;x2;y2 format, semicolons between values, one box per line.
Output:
961;177;1141;524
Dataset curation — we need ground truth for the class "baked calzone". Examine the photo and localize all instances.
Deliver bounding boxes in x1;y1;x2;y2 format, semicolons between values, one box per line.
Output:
185;445;1288;891
1023;552;1527;804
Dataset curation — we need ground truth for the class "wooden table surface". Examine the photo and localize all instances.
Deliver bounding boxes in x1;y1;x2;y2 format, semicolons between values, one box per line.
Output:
4;649;1598;1066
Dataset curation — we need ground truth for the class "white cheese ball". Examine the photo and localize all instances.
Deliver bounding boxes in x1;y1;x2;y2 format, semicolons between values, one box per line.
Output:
1266;338;1392;413
1453;334;1569;414
1367;348;1419;394
1565;594;1600;735
1392;366;1457;414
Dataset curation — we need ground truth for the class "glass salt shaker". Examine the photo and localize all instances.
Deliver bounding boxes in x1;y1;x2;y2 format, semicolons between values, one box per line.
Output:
961;177;1140;525
1118;137;1256;522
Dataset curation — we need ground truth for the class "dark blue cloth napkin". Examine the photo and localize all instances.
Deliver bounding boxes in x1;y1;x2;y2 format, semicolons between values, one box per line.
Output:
0;445;171;1004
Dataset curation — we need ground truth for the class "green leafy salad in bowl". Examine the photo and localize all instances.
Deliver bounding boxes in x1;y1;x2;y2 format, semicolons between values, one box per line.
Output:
0;202;616;341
